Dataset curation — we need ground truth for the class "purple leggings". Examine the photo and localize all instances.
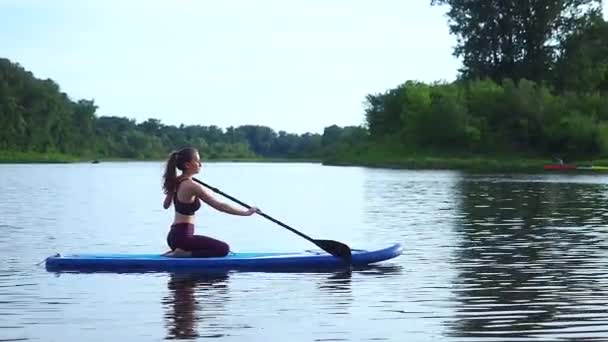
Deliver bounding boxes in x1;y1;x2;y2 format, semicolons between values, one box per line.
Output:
167;223;230;257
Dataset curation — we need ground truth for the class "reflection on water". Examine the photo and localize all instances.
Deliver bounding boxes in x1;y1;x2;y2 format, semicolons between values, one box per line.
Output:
316;271;353;312
4;163;608;341
449;177;608;341
163;272;230;340
160;265;404;341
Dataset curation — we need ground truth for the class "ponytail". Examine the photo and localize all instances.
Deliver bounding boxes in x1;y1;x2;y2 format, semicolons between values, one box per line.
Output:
162;151;179;194
162;147;199;194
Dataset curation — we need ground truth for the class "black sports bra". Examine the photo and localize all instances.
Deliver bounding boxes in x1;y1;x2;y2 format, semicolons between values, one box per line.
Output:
173;179;201;216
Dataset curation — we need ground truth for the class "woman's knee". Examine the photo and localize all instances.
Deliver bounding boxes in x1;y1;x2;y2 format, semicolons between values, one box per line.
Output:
216;241;230;256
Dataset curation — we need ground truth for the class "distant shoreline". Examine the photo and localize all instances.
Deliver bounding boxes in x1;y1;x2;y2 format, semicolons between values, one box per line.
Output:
0;152;322;165
322;155;608;173
0;151;80;164
4;150;608;174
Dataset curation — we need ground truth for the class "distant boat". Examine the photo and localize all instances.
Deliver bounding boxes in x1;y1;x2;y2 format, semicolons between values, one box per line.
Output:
92;160;100;164
543;164;576;171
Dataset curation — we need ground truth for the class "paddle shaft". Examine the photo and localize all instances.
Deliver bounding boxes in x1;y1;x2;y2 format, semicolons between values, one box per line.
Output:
192;178;319;245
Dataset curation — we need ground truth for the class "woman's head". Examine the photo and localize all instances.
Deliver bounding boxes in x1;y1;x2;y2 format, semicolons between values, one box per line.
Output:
163;147;201;194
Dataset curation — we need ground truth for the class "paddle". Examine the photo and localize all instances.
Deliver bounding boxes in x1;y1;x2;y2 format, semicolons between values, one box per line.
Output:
192;177;352;263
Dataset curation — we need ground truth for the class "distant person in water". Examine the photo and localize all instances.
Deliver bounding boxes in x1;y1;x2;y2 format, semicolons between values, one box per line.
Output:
162;147;259;257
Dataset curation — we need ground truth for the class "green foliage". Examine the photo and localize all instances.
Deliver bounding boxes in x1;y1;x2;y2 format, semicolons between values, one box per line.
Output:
370;1;607;166
544;110;600;157
597;123;608;155
364;78;608;159
403;83;472;148
430;0;603;85
364;84;409;137
554;15;608;93
0;58;354;161
322;125;368;157
399;81;431;144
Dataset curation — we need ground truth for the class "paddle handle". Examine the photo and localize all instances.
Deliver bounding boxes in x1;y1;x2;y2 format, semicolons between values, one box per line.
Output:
192;178;317;244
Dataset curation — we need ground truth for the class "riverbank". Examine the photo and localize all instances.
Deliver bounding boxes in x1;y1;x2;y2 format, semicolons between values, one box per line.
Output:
0;151;321;164
324;156;545;172
3;150;607;173
322;148;608;173
0;151;83;163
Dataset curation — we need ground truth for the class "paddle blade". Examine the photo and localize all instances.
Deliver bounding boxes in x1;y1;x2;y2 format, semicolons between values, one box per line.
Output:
314;239;352;263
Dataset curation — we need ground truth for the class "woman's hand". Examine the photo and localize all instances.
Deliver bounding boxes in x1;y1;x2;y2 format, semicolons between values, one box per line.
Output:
163;192;173;209
243;206;261;216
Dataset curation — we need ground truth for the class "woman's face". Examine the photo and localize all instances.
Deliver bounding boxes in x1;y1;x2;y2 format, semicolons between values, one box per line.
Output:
186;151;202;174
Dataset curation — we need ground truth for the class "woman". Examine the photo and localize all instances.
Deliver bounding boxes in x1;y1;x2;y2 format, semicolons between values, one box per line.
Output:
162;147;259;257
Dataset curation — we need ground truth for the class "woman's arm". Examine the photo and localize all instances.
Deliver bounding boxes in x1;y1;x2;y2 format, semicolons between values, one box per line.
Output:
163;193;173;209
193;183;257;216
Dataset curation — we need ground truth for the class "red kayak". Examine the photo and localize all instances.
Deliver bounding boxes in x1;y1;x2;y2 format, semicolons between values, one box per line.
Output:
543;164;577;170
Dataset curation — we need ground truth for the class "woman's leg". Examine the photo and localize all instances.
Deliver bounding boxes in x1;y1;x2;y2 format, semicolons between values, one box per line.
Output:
166;223;229;257
167;224;187;251
186;235;230;258
165;223;193;257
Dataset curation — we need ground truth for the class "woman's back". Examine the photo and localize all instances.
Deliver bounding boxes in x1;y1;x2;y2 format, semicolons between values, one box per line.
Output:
173;179;201;221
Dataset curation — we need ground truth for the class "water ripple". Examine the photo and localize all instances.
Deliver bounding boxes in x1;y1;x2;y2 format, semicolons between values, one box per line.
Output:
2;165;608;340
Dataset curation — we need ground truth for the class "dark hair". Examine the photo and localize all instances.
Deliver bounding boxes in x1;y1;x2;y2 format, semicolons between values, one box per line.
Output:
162;147;198;194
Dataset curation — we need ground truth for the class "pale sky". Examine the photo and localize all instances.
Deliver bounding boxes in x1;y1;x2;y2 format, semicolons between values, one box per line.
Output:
1;1;605;134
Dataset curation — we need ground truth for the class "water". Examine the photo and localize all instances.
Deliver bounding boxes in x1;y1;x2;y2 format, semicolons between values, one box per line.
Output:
1;162;608;341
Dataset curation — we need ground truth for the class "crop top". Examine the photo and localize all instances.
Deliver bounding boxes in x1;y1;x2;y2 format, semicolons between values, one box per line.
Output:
173;179;201;215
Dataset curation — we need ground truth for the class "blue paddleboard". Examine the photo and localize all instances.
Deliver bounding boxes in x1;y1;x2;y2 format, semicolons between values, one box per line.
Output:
45;243;402;272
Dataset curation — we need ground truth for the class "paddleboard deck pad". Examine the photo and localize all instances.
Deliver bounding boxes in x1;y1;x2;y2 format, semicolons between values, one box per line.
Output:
45;243;402;272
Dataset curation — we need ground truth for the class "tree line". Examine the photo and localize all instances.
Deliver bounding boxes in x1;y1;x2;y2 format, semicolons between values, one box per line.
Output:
363;1;608;161
0;58;359;160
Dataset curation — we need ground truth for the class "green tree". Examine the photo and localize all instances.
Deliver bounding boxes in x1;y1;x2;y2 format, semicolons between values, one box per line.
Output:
431;0;602;83
236;125;277;156
554;15;608;93
364;84;409;138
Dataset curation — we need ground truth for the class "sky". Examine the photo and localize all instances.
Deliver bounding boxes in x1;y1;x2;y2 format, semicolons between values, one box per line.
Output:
0;1;605;134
